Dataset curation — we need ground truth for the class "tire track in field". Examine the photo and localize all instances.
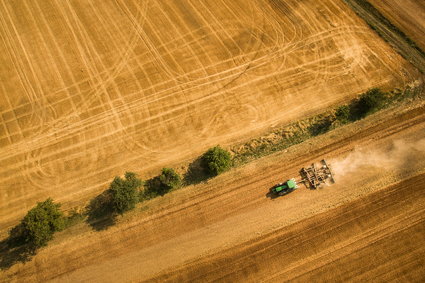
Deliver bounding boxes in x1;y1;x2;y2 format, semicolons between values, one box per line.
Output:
0;1;46;138
22;0;150;191
19;0;147;190
0;18;370;124
0;24;406;176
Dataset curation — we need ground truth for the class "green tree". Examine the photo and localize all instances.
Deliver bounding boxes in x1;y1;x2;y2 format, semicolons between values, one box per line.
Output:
109;172;143;214
159;168;181;191
9;198;64;248
201;146;232;176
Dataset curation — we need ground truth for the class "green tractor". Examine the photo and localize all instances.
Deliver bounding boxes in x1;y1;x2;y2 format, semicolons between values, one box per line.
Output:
271;178;298;196
268;159;335;198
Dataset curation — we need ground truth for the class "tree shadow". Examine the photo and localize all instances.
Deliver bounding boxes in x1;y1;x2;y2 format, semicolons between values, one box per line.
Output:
0;237;36;270
145;176;169;197
85;190;116;231
308;116;334;136
183;156;211;185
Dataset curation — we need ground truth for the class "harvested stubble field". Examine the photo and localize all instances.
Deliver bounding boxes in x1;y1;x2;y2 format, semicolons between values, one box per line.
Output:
0;0;417;231
1;0;425;281
368;0;425;51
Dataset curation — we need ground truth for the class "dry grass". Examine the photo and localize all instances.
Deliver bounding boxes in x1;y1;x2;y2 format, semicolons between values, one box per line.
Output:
368;0;425;51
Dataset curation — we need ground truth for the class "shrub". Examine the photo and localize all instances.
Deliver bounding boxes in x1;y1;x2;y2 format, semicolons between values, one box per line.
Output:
139;179;160;200
9;198;64;248
109;172;143;214
141;168;181;199
308;115;334;136
201;146;232;176
335;105;350;124
351;88;386;119
159;168;181;191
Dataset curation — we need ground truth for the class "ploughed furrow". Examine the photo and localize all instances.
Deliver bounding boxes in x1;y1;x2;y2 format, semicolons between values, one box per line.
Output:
151;173;425;282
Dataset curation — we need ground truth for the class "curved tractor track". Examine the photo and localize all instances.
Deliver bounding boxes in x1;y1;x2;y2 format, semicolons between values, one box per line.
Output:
0;0;418;231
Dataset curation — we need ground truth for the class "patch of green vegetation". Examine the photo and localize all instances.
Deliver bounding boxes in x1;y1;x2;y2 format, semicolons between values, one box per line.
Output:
200;146;232;176
141;168;182;200
335;105;350;124
85;172;143;231
109;172;143;215
8;198;64;249
159;168;182;191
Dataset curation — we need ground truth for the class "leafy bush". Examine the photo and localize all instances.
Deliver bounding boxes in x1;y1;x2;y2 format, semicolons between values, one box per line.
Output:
9;198;64;248
159;168;181;191
139;178;160;200
109;172;143;214
335;105;350;124
351;88;386;119
141;168;181;199
201;146;232;176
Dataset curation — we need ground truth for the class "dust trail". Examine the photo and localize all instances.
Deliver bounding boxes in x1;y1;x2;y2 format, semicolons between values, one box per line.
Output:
330;138;425;178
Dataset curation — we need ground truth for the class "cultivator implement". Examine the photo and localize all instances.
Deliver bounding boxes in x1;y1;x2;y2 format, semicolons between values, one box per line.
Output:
300;159;335;189
268;159;335;198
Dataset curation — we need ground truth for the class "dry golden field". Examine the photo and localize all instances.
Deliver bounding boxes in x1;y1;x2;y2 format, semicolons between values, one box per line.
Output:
368;0;425;50
0;0;418;233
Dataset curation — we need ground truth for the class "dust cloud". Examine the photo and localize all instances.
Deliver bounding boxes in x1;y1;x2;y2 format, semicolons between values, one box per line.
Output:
330;138;425;178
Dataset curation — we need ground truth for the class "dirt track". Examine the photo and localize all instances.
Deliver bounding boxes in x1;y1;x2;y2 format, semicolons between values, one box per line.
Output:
2;102;424;282
0;0;417;231
152;173;425;282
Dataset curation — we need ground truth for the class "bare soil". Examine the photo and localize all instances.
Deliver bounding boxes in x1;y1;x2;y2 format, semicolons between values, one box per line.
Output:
152;173;425;282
